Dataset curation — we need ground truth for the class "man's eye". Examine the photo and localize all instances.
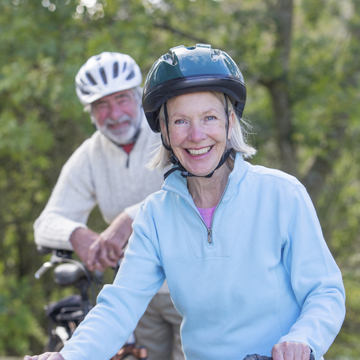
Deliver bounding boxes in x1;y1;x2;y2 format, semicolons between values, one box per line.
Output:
174;119;185;124
206;116;216;121
116;96;130;104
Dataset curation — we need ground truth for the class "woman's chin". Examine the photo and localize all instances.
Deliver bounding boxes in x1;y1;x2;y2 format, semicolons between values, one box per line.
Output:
185;165;217;178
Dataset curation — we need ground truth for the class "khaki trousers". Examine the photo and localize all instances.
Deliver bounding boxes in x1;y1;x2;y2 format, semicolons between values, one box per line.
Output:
134;293;185;360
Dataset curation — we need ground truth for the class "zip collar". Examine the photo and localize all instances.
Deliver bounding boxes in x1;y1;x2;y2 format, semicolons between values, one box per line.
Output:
162;152;248;206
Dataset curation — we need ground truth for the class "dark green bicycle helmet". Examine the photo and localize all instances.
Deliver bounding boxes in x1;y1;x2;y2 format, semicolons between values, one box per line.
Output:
142;44;247;133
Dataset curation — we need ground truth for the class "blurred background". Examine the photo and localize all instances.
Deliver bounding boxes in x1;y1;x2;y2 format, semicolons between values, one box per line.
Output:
0;0;359;358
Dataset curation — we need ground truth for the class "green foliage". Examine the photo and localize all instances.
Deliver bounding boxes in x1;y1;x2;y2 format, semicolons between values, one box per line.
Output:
0;274;46;355
0;0;359;357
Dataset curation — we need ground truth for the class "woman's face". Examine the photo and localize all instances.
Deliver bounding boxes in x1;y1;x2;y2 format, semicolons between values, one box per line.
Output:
164;92;234;177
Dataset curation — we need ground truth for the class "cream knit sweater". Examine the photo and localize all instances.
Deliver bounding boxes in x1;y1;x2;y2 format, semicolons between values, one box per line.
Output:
34;116;165;257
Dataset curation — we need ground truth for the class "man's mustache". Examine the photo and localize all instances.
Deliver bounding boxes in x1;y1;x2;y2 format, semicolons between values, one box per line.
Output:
104;115;133;125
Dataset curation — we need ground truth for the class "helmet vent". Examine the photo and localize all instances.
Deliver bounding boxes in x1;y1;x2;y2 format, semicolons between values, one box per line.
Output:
162;55;174;65
99;67;107;84
123;62;127;71
113;62;119;78
126;70;135;81
80;89;90;95
86;72;97;85
211;49;220;61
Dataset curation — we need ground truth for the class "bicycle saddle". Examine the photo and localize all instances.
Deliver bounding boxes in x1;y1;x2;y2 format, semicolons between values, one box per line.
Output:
54;263;86;286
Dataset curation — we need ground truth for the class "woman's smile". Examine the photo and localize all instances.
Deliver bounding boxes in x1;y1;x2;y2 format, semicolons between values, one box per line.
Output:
186;146;213;156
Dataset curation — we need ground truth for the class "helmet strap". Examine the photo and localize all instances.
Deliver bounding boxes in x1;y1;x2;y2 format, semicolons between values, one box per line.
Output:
162;95;233;180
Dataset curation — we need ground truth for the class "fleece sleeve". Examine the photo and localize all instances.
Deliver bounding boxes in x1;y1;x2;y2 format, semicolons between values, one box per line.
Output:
124;200;143;220
34;143;97;250
278;184;346;359
59;203;165;360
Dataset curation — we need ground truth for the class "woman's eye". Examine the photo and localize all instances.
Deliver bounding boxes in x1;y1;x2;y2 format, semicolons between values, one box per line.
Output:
174;119;185;124
206;116;216;121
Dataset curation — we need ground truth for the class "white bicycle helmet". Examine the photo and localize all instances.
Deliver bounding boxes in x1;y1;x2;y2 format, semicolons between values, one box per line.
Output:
75;52;142;105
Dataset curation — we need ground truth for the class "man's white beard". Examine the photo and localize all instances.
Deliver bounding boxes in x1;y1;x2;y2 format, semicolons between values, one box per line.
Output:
97;114;141;145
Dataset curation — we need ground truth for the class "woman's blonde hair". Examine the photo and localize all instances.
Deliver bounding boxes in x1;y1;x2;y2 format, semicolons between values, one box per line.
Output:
147;91;256;170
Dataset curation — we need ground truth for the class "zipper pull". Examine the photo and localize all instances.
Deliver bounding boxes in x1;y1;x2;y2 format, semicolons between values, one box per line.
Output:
207;228;212;244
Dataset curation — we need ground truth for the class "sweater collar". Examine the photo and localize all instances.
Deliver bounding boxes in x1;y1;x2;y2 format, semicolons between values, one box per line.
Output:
162;152;248;204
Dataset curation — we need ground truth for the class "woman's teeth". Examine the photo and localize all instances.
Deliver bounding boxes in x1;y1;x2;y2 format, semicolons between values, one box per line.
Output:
187;147;211;156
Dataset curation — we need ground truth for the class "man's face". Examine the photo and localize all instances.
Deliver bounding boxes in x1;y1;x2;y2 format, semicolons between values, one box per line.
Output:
92;89;140;145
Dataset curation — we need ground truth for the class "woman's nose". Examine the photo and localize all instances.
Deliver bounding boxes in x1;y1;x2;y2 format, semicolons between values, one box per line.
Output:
187;123;206;142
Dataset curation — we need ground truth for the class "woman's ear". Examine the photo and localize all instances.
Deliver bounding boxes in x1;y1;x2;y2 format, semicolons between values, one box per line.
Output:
228;111;235;140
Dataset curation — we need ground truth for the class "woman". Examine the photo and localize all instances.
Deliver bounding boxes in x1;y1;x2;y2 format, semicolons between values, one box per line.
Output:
24;44;345;360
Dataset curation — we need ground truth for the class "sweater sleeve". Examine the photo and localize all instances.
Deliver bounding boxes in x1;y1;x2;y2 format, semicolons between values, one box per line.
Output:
278;184;345;359
59;203;165;360
34;142;97;250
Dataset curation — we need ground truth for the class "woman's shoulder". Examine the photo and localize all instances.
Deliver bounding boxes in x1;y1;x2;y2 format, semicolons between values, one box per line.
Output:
142;189;169;208
241;161;313;210
245;161;303;190
133;190;174;228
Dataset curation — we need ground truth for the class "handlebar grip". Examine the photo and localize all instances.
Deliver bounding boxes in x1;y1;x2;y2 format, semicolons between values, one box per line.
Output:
271;356;314;360
269;356;314;360
244;354;315;360
34;262;53;279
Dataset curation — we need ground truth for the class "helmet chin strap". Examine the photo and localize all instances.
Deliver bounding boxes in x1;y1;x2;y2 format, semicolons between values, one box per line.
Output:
162;95;232;180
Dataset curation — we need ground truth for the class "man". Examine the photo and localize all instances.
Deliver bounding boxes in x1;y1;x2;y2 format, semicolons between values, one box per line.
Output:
34;51;184;360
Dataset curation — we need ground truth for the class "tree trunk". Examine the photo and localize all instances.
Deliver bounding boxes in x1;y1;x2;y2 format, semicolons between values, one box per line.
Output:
262;0;297;175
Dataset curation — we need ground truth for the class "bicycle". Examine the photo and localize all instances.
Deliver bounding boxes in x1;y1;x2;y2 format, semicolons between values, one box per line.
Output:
35;246;147;360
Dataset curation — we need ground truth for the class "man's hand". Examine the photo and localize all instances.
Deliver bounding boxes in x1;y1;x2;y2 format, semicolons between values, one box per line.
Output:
272;341;311;360
86;211;133;271
70;227;99;264
24;352;64;360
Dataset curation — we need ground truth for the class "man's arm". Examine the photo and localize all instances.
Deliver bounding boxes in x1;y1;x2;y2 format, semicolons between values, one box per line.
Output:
34;140;97;251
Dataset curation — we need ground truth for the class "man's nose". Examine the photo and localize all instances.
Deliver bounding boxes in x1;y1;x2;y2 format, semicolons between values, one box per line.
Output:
109;103;124;120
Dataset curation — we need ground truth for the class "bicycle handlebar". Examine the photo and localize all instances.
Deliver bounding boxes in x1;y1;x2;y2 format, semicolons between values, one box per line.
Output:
244;354;315;360
34;261;53;279
34;247;76;280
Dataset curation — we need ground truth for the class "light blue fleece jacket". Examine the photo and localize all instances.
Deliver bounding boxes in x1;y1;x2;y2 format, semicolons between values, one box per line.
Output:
60;153;345;360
